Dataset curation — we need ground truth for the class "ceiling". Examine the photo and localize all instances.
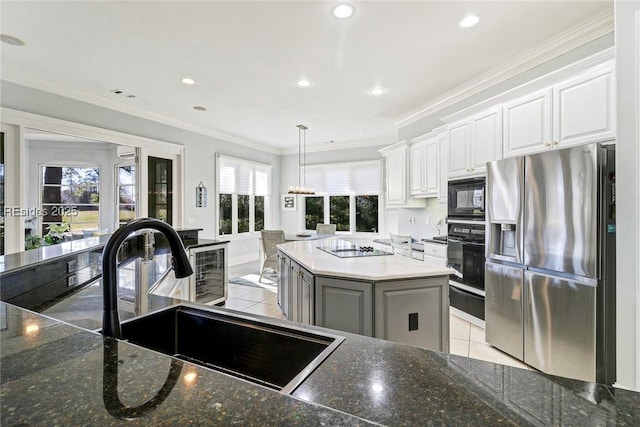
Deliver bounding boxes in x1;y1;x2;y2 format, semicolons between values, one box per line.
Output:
0;1;612;152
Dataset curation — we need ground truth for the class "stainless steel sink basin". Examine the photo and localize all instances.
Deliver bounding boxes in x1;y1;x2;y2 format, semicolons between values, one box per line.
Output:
119;304;344;394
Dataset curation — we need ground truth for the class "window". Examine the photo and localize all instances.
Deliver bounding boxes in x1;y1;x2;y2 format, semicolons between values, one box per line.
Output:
217;155;271;235
117;164;136;227
303;160;381;234
329;196;350;231
41;165;100;235
304;196;324;230
356;195;378;232
254;196;265;231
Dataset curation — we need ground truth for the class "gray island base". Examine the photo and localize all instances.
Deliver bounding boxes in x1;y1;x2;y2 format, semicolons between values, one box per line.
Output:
277;238;452;352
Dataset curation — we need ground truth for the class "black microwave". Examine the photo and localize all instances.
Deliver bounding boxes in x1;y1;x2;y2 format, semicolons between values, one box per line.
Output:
448;177;485;220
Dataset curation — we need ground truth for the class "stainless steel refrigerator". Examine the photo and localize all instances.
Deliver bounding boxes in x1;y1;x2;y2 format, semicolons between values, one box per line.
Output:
485;143;616;384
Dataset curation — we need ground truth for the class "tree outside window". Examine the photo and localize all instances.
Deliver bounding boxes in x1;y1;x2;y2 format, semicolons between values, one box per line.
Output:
238;194;250;233
304;194;379;233
41;166;100;236
255;196;265;231
117;165;136;227
304;196;324;230
219;194;232;235
356;195;378;232
329;196;350;231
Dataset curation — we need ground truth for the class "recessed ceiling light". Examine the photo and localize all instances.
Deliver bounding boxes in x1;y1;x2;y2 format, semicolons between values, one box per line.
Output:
370;87;386;96
181;77;196;85
459;15;480;28
0;34;25;46
193;106;207;111
331;3;355;19
297;79;311;87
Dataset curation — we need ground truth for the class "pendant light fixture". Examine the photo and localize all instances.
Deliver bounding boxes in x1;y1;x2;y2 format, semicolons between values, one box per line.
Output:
288;124;315;194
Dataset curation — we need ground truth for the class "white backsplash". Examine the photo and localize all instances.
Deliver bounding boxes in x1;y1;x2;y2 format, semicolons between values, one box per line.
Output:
397;199;447;240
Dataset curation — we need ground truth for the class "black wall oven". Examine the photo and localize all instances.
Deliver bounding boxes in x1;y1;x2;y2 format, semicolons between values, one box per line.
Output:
447;221;486;322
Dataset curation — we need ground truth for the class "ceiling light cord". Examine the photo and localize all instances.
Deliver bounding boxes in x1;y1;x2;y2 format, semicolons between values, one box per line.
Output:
289;124;314;194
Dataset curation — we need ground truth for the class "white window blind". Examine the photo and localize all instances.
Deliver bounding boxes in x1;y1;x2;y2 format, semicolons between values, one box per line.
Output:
218;155;271;195
305;160;381;194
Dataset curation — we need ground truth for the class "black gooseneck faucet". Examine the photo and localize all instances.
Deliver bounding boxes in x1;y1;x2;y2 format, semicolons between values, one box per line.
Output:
101;218;194;339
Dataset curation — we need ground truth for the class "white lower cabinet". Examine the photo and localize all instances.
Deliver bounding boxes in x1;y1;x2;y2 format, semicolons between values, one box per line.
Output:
422;242;447;266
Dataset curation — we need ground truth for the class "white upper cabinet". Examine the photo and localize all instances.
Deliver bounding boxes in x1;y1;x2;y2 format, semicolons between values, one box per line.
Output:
380;141;426;207
503;63;614;158
503;88;553;157
447;106;502;179
384;143;407;205
553;65;615;147
409;134;439;198
436;129;448;203
470;107;503;172
446;121;470;178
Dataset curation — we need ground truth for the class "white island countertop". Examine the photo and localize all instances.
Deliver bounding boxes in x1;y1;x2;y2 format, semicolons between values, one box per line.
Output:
277;238;453;281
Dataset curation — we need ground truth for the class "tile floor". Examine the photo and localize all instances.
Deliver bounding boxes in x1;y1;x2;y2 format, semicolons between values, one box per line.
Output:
227;262;530;370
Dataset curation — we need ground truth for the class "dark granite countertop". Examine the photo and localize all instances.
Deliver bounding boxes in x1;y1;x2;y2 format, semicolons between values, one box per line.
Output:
0;235;229;276
1;250;638;425
2;298;638;426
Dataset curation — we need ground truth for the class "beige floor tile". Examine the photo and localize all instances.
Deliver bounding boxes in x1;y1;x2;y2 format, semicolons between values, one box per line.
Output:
234;288;275;303
469;324;486;343
450;338;469;357
450;319;470;341
223;298;257;311
227;284;256;298
450;314;471;327
468;341;529;370
243;303;283;318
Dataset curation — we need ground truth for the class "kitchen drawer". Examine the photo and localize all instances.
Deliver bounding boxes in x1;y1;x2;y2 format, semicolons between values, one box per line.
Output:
422;242;446;265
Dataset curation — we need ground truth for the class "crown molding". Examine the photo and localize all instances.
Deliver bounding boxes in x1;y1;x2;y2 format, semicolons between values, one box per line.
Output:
395;7;614;129
0;69;282;155
280;136;393;155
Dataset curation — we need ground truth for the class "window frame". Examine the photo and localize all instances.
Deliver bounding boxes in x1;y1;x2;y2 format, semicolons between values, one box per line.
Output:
300;159;383;236
302;193;381;235
216;154;272;238
115;161;137;228
38;163;101;235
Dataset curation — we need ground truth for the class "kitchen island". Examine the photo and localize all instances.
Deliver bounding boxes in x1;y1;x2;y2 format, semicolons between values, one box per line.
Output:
277;238;452;352
1;247;639;425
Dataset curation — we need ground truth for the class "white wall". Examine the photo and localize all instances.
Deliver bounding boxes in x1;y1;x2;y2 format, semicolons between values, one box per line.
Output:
614;0;640;392
1;82;281;266
397;199;447;241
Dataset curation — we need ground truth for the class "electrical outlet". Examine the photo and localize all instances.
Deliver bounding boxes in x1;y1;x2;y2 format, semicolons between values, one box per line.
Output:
425;217;430;225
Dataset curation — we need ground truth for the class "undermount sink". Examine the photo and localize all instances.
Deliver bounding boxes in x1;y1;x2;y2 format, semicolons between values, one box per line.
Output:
119;304;344;394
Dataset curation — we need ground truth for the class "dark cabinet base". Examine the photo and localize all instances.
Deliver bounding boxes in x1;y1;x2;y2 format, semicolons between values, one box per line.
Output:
450;285;485;320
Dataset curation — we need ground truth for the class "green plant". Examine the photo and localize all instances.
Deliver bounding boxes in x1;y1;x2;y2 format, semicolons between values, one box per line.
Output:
44;223;71;245
25;234;44;250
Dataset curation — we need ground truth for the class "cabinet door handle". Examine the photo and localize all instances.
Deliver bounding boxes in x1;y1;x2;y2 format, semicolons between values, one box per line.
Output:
552;140;558;146
544;141;551;147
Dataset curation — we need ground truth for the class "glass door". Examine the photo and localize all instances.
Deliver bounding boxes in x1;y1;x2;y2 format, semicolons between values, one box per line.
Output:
147;156;172;224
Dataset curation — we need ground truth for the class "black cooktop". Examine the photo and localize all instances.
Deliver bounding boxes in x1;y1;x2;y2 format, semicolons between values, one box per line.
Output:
316;240;393;258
